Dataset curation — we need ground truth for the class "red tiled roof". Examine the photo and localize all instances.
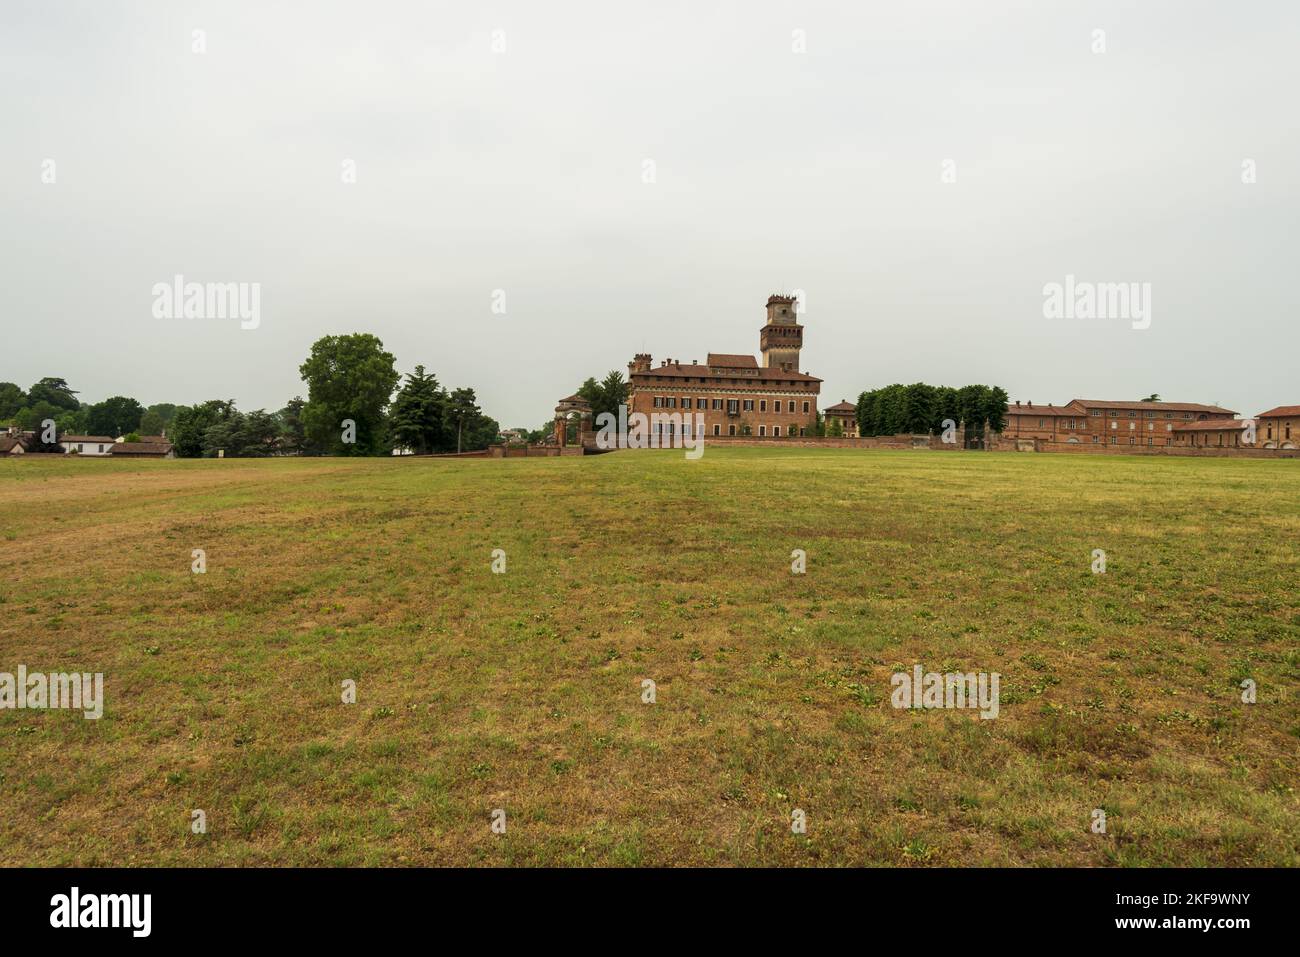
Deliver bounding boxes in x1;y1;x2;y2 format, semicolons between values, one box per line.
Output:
633;362;821;383
824;401;856;412
109;442;173;456
706;353;758;369
1255;405;1300;419
59;435;115;443
1072;399;1236;415
1006;404;1080;416
1171;419;1246;432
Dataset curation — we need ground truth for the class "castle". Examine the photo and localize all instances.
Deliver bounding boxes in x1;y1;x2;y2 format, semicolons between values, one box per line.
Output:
625;295;822;439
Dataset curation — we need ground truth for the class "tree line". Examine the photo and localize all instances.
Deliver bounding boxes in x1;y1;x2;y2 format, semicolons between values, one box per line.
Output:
3;334;503;457
856;383;1009;437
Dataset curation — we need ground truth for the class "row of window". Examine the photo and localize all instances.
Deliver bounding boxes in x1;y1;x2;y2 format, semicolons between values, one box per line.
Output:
651;397;812;414
655;423;809;437
1036;418;1176;432
1088;409;1198;419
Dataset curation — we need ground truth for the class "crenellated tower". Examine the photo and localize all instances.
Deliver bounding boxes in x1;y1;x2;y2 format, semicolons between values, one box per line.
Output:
759;294;803;371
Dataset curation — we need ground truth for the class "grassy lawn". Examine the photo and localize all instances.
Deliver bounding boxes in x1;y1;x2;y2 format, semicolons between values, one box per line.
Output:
0;448;1296;866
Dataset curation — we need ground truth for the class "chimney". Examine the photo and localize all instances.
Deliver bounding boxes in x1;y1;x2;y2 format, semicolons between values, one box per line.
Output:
1015;400;1021;407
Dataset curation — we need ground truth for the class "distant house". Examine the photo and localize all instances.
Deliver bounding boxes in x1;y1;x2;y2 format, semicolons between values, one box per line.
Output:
822;400;859;437
108;440;175;458
1;432;33;455
60;435;116;456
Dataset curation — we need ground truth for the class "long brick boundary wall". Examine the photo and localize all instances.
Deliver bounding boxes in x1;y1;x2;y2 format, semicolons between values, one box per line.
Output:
484;435;1299;460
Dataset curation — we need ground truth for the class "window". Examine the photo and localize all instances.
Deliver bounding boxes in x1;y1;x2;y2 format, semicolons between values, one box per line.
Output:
713;425;720;436
1128;411;1136;418
1110;420;1117;429
711;399;722;410
774;426;782;437
1090;410;1102;417
1110;436;1117;444
1147;422;1153;431
1128;437;1135;445
728;425;736;436
759;425;766;436
1038;418;1045;428
1147;438;1154;446
759;400;767;412
775;401;784;413
727;399;739;415
653;396;664;408
799;427;806;436
743;400;754;412
1091;435;1099;444
802;401;810;413
697;398;706;410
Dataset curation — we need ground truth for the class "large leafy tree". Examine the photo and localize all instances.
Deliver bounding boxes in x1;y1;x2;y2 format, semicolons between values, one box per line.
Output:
139;403;179;436
85;396;145;437
0;382;25;420
856;382;1008;436
171;399;235;457
574;370;629;422
202;409;281;457
444;387;481;454
276;397;310;455
388;366;445;454
27;377;79;411
299;334;399;456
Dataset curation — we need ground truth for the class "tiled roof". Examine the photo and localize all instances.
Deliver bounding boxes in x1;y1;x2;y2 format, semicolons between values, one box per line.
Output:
109;441;173;455
1171;419;1246;432
1007;404;1078;416
1073;399;1236;415
634;361;820;383
706;353;758;369
824;401;856;412
1255;405;1300;418
0;436;30;453
59;435;115;443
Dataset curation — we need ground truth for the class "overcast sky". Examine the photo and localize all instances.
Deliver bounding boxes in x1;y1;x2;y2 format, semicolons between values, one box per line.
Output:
3;0;1297;426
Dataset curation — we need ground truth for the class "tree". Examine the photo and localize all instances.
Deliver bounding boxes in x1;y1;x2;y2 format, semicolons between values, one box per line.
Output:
27;377;79;411
0;382;25;420
276;397;309;455
85;396;145;438
1142;393;1161;403
574;370;629;422
202;409;280;457
445;387;481;454
17;400;64;433
171;400;235;457
388;366;445;454
855;382;1008;436
299;334;399;456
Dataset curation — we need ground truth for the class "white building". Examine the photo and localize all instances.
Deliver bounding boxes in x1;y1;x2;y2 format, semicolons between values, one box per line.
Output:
59;435;116;456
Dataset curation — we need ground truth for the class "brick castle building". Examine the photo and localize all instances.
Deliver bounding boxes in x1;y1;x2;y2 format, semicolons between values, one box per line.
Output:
626;295;822;438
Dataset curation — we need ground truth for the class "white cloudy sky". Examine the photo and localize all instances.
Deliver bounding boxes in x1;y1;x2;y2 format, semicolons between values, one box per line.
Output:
3;0;1297;426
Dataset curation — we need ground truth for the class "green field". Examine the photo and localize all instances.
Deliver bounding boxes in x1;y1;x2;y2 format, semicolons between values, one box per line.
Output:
1;448;1296;866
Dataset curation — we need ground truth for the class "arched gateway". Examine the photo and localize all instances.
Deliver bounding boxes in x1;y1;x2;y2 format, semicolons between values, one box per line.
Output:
553;394;594;450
